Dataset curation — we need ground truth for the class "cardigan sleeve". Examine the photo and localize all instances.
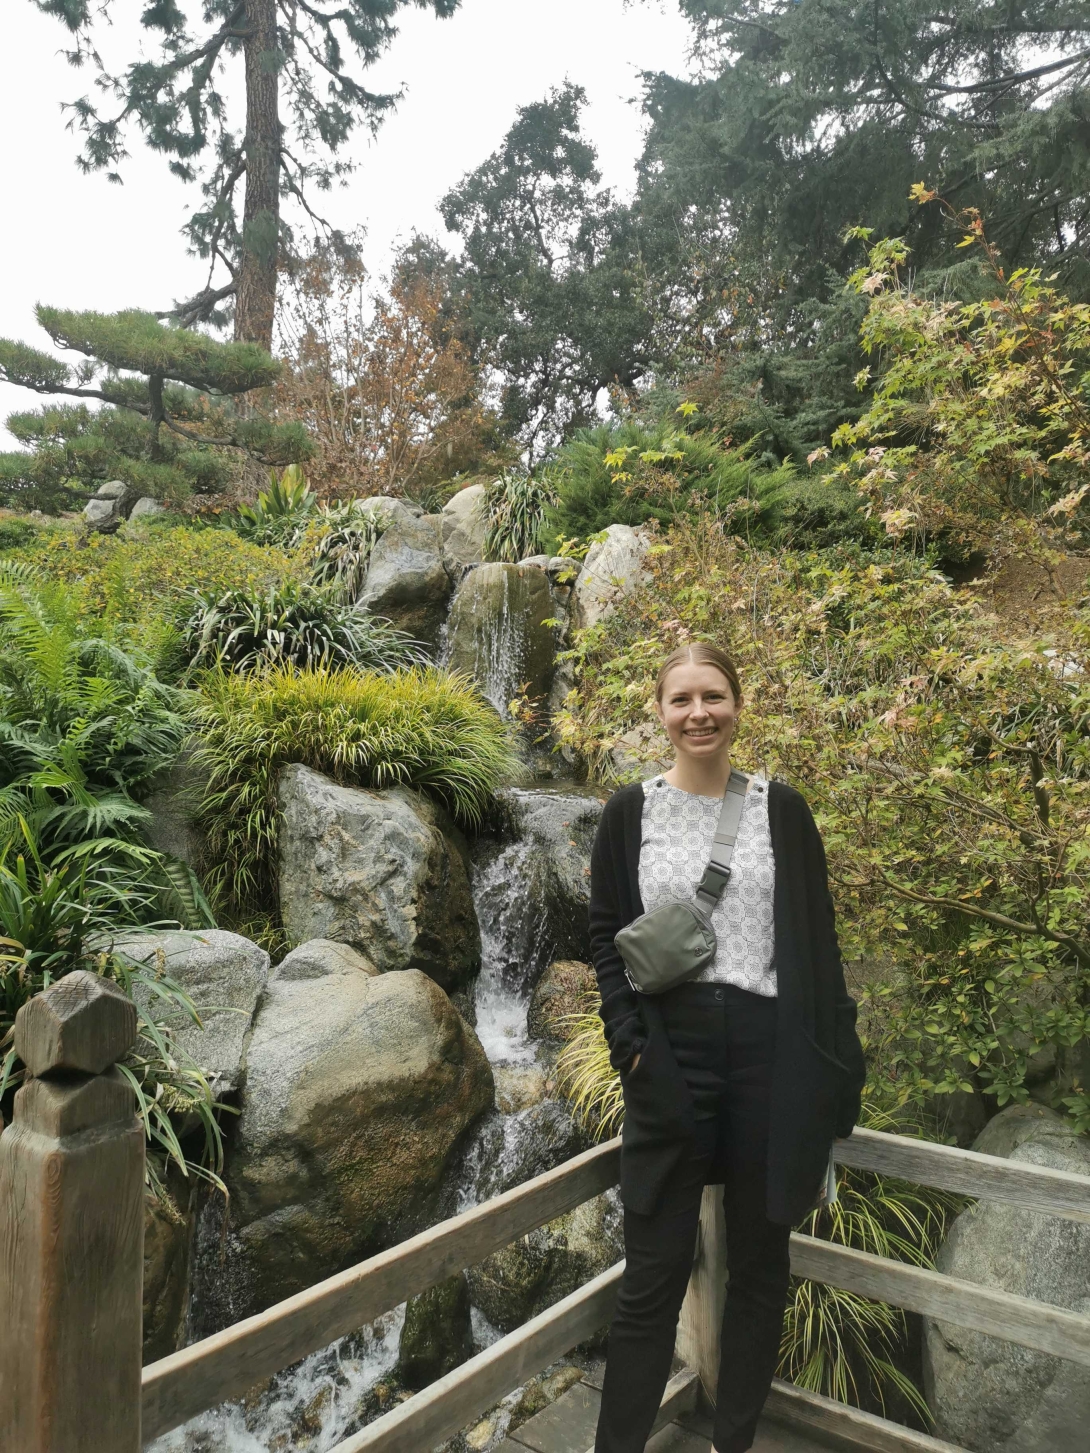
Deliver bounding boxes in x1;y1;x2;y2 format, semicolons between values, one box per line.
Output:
589;794;646;1072
799;796;867;1135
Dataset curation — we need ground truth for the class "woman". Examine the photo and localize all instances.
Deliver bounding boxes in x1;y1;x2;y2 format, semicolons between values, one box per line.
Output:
590;642;865;1453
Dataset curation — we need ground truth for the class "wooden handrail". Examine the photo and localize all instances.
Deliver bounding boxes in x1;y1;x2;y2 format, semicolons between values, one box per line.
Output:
789;1233;1090;1368
141;1138;620;1443
835;1126;1090;1223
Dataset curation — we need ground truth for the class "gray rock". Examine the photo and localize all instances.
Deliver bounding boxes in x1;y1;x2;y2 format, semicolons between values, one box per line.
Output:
399;1273;474;1389
517;554;549;569
499;788;604;964
528;959;596;1042
227;963;493;1310
83;495;123;531
445;562;556;715
278;764;480;992
95;479;129;500
358;508;451;648
111;928;269;1095
569;524;651;631
274;938;378;982
143;1189;191;1363
441;482;489;570
923;1105;1090;1452
129;496;165;520
141;746;208;870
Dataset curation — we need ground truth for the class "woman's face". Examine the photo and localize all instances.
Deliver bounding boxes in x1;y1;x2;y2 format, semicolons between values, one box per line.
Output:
654;661;741;762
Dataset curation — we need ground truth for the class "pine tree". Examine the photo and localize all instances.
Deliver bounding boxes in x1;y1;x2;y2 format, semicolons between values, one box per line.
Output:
30;1;462;348
0;306;310;511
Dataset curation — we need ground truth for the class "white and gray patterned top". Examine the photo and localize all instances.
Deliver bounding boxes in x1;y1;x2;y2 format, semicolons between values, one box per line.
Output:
638;774;777;996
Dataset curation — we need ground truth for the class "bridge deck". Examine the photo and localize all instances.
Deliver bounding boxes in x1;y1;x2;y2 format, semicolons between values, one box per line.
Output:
494;1366;830;1453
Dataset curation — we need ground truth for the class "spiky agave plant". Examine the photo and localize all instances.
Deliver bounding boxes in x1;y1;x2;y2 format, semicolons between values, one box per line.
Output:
555;1002;961;1420
235;463;317;546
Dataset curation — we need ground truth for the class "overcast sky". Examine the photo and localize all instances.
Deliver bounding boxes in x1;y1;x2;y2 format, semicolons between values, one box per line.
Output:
0;0;692;444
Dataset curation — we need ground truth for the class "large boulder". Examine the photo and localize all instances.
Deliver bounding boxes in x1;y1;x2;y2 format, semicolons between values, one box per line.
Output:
112;928;269;1096
278;765;480;992
466;1190;622;1333
527;959;597;1043
568;523;651;631
398;1273;474;1389
923;1104;1090;1452
227;958;493;1311
128;496;165;521
445;562;556;714
358;505;451;648
441;483;489;572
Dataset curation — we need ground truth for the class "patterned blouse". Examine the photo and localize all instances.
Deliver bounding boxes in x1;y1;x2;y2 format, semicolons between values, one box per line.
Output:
638;774;777;996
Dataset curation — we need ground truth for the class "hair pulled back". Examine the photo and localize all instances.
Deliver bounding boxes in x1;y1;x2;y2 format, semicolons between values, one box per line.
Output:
655;642;742;704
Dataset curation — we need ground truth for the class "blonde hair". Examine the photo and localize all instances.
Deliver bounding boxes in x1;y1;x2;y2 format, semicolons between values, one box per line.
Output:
655;642;742;704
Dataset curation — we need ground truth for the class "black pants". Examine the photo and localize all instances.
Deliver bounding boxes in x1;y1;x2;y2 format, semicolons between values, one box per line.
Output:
595;984;792;1453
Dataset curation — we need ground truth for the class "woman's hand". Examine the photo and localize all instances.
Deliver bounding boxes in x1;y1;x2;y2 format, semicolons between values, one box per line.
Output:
629;1052;641;1073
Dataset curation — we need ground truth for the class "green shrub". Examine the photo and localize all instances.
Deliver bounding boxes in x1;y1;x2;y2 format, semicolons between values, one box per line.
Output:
545;420;796;545
235;464;317;546
484;470;556;562
183;580;427;675
193;665;516;915
303;499;382;600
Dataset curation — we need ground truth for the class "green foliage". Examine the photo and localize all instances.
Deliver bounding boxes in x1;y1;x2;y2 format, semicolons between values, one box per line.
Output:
483;471;556;563
831;204;1090;564
304;501;382;600
193;665;516;917
0;821;224;1195
183;581;427;676
235;464;318;547
557;519;1090;1131
0;307;308;512
545;419;796;543
0;561;191;857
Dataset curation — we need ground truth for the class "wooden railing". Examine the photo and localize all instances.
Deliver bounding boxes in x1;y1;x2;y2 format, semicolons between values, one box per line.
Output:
2;972;1090;1453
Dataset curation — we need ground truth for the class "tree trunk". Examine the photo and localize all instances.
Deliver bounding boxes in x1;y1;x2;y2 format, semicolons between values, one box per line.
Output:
236;0;280;350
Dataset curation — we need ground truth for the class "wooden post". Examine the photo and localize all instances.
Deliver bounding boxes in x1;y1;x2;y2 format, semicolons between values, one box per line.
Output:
676;1183;727;1408
0;971;145;1452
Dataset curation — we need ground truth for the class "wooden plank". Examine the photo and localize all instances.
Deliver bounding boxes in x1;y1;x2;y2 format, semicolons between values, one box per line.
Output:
326;1261;625;1453
573;1369;698;1453
834;1127;1090;1224
764;1379;968;1453
789;1234;1090;1368
141;1137;621;1443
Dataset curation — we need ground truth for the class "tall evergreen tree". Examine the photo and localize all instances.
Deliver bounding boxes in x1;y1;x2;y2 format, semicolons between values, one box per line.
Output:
30;1;461;348
0;307;308;510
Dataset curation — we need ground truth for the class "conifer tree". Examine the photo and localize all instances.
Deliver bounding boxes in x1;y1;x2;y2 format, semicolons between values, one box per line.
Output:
31;1;461;348
0;306;310;511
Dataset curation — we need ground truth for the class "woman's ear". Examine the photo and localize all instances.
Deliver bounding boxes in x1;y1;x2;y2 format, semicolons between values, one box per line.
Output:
652;695;665;725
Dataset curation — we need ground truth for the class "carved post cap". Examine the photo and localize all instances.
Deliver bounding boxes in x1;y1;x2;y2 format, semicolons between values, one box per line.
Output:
15;971;137;1078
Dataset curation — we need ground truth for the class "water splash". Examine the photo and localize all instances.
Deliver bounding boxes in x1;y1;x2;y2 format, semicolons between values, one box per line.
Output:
148;1306;405;1453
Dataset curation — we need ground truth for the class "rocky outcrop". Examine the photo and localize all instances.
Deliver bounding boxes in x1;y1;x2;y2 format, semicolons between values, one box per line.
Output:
129;496;165;521
924;1104;1090;1452
568;523;651;631
83;479;128;533
113;928;268;1095
278;765;480;992
398;1274;474;1389
445;562;556;714
227;959;493;1311
358;504;451;648
527;959;596;1042
441;483;489;572
466;1190;622;1333
142;1189;191;1363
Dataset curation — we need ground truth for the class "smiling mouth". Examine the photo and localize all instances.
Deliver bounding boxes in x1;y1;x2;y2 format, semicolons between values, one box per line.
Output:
684;727;718;738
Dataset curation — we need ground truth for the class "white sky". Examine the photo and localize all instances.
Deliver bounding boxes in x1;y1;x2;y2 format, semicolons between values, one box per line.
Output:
0;0;692;445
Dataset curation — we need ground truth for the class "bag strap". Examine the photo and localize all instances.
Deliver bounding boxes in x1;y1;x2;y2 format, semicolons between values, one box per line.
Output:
694;769;752;914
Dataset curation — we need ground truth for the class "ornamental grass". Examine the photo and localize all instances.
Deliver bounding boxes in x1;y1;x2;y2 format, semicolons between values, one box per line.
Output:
193;663;517;916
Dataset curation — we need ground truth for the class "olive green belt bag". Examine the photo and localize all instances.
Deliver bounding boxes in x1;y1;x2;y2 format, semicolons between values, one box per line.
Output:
614;770;751;995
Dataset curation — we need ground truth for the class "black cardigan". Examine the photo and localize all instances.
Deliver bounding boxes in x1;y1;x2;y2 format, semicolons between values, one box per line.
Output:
589;777;866;1224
